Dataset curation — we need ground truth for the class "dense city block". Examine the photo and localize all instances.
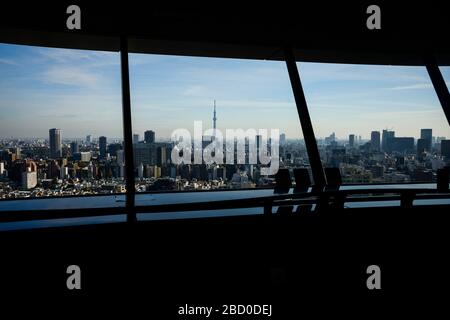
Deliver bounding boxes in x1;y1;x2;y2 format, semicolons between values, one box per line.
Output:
1;127;449;199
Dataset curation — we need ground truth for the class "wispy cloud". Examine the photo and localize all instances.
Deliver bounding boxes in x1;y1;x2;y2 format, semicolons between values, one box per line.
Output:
388;81;450;90
132;99;294;112
182;85;209;96
37;48;119;68
219;99;294;109
43;67;98;87
389;83;433;90
299;62;432;86
38;48;91;62
0;58;17;65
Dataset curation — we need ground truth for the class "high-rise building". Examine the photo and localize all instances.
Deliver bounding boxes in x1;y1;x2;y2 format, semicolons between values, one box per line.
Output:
117;150;125;165
22;169;37;189
144;130;155;143
86;134;92;144
107;143;122;157
137;163;144;179
116;149;125;178
49;128;62;159
133;134;140;144
280;133;286;146
420;129;432;151
60;165;68;179
387;137;414;154
71;141;79;154
13;147;21;160
76;152;92;162
382;130;395;152
0;162;5;176
157;146;167;167
12;160;38;189
99;136;107;160
134;143;157;167
349;134;355;148
47;160;61;179
417;138;428;156
0;150;16;167
441;140;450;158
371;131;381;151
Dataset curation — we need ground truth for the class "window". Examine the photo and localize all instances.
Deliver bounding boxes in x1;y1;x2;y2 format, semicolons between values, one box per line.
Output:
0;43;126;203
440;66;450;91
129;53;309;192
298;62;450;184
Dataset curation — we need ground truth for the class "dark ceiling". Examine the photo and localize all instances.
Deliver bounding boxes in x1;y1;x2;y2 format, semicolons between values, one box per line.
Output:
0;2;449;65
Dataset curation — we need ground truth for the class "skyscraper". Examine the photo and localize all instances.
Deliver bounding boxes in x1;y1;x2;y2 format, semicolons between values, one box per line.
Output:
133;134;140;144
417;138;428;156
134;143;157;167
49;128;62;159
382;130;395;152
86;134;92;144
144;130;155;143
387;137;414;154
0;162;5;176
117;150;125;165
441;140;450;159
349;134;355;148
157;146;167;167
13;147;21;160
71;141;79;154
99;136;107;160
371;131;381;151
22;168;37;189
420;129;432;151
280;133;286;146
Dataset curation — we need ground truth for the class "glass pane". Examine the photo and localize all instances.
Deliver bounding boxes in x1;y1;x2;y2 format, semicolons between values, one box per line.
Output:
0;43;126;205
440;66;450;90
129;54;308;192
439;66;450;163
298;62;450;184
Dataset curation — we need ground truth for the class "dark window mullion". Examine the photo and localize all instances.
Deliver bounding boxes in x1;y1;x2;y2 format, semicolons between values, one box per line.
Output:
284;46;326;187
424;54;450;127
120;36;136;222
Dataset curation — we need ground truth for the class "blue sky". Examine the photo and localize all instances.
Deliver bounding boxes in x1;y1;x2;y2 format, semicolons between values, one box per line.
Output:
1;42;449;140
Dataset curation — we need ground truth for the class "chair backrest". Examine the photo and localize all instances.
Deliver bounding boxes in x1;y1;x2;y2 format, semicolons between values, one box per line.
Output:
293;168;311;191
437;166;450;192
325;167;342;187
274;168;292;189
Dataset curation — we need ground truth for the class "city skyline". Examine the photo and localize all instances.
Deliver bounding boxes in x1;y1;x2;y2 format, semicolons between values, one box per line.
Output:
1;43;450;140
3;121;450;198
1;125;446;143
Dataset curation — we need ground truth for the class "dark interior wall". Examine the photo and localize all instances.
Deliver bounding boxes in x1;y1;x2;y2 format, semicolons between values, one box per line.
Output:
1;2;449;64
1;205;449;315
1;2;449;315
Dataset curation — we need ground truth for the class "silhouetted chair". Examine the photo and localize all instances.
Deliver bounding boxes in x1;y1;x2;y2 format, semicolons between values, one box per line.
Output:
320;167;345;211
437;167;450;192
276;205;294;214
274;168;292;193
295;204;313;214
325;167;342;190
293;168;311;192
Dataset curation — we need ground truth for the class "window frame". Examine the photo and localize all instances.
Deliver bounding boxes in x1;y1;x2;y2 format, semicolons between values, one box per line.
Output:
0;37;450;225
